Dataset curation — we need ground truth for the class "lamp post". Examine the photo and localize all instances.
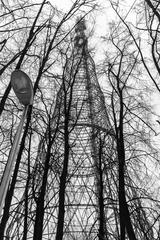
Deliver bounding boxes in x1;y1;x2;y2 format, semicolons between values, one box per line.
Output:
0;70;33;216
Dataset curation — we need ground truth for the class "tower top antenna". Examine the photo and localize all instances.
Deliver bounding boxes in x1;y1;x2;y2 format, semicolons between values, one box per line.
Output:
75;17;86;33
74;17;87;48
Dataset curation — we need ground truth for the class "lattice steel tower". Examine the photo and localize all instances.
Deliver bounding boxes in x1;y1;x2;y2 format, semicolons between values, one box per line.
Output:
4;18;117;240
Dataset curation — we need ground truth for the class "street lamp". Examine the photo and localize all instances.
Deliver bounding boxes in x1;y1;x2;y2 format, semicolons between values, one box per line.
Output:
11;70;33;106
0;70;33;216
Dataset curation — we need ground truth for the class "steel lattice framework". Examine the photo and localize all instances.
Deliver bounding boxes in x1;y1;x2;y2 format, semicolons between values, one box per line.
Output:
3;18;119;239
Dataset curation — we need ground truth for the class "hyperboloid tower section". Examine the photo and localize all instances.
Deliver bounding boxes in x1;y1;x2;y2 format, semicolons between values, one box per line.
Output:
49;18;116;240
5;18;117;240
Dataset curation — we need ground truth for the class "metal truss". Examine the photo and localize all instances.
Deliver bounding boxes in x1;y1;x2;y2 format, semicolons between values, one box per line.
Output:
4;18;119;240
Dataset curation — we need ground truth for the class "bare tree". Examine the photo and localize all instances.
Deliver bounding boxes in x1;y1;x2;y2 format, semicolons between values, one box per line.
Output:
0;0;50;115
0;1;97;239
101;20;159;239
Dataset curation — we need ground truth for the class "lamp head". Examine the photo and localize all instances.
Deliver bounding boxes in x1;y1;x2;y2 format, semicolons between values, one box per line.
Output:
11;70;33;106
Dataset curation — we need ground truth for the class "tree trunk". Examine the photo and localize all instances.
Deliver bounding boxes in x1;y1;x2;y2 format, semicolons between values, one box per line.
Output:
55;121;70;240
33;149;50;240
118;91;136;240
97;138;106;240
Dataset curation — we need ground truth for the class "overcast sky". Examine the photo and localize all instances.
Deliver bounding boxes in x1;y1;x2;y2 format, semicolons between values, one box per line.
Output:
49;0;139;51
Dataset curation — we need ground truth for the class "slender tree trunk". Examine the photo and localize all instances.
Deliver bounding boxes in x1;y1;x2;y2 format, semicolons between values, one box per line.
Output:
55;121;70;240
98;169;105;240
22;177;29;240
97;138;106;240
145;0;160;21
0;83;11;116
118;91;136;240
33;147;51;240
118;139;136;240
118;140;127;240
22;131;32;240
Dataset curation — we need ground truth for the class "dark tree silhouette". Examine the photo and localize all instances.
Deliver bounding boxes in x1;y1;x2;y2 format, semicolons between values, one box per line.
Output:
0;0;160;239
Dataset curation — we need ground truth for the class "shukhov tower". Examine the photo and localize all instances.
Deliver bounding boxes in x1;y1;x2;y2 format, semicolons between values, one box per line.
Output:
3;19;116;239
